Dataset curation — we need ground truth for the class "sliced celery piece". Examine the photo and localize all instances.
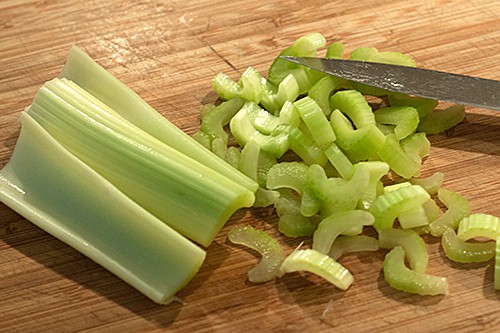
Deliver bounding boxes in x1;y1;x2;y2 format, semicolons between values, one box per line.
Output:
378;229;428;273
326;41;345;59
324;142;354;180
312;210;375;254
329;89;375;128
377;133;421;179
28;79;254;247
0;112;206;304
398;205;429;229
279;248;353;290
417;105;466;134
373;106;419;140
266;162;308;194
60;46;257;193
308;75;348;116
228;225;285;283
410;172;444;195
275;124;328;166
441;228;495;263
429;188;471;237
370;184;430;232
457;213;500;241
383;246;448;296
211;67;263;104
328;235;379;260
274;189;317;237
355;161;389;210
294;96;336;146
388;93;438;119
400;132;430;165
200;98;245;144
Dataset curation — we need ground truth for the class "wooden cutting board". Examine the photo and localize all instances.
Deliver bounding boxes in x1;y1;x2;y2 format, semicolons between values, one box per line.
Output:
1;0;499;332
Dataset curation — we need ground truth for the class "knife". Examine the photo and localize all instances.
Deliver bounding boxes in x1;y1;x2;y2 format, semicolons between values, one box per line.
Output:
280;56;500;111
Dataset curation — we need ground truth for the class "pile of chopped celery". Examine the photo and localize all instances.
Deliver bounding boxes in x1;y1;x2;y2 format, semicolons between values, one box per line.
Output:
0;46;258;304
196;33;500;296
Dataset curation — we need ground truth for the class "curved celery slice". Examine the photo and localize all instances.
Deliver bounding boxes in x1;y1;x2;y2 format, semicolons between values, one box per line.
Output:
275;124;328;166
300;186;322;217
329;89;375;128
429;188;471;237
279;248;353;290
370;184;430;232
388;93;438;119
377;133;421;179
228;225;285;283
324;142;354;180
294;96;336;146
328;235;379;260
441;228;495;263
330;110;386;162
457;213;500;241
400;132;430;165
356;161;389;210
308;75;347;116
378;229;428;273
211;67;263;104
0;112;206;304
373;106;419;140
398;205;429;229
383;246;448;296
200;98;245;144
60;46;257;193
410;172;444;195
313;210;375;254
266;162;308;194
417;105;466;134
274;189;317;237
28;79;254;247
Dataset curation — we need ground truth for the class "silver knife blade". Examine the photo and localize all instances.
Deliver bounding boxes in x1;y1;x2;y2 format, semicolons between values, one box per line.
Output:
281;56;500;111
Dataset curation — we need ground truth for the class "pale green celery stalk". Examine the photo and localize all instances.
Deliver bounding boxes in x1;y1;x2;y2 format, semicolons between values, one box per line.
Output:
279;248;353;290
312;210;375;254
383;246;448;296
356;161;390;210
441;228;495;263
274;189;317;237
378;229;428;273
417;105;466;134
330;110;385;162
261;74;300;115
373;106;419;140
370;184;430;232
211;66;263;104
275;124;328;166
229;102;290;158
328;235;379;260
307;163;370;213
28;79;254;247
429;188;471;237
308;75;348;116
200;98;245;144
300;186;322;217
0;112;206;304
410;172;444;195
400;132;430;165
228;225;285;283
457;213;500;241
324;142;354;180
266;162;308;195
329;90;375;128
60;46;257;193
398;205;429;229
377;133;421;179
294;96;336;146
388;93;438;119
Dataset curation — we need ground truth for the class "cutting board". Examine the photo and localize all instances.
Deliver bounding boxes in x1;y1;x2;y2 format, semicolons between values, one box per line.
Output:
1;0;499;332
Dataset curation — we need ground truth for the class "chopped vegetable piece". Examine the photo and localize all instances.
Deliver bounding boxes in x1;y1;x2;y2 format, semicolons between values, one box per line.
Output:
313;210;375;254
328;235;379;260
417;105;466;134
378;229;428;273
294;96;336;146
429;188;471;237
324;142;354;179
200;98;245;144
374;106;419;140
279;248;354;290
371;184;430;232
457;213;500;241
308;75;348;116
330;89;375;128
410;172;444;195
398;205;429;229
274;189;317;237
383;246;448;295
266;162;308;194
212;67;263;103
0;112;206;304
377;133;421;179
388;93;438;119
441;228;495;263
228;225;286;283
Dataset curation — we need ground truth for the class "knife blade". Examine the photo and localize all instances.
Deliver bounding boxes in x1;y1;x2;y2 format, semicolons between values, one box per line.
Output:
280;56;500;111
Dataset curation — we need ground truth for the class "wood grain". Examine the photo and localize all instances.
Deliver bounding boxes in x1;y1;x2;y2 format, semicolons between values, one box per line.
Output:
0;0;499;332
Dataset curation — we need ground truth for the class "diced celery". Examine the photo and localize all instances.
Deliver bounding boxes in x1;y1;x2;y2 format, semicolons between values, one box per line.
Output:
228;225;285;283
377;133;421;179
266;162;308;194
275;124;328;166
388;93;438;119
429;188;471;237
324;142;354;180
330;90;375;128
308;75;348;116
279;248;354;290
457;213;500;241
294;96;336;146
201;98;245;144
383;246;448;296
373;106;419;140
326;41;345;59
441;228;495;263
274;189;317;237
378;229;428;273
0;112;206;304
417;105;466;134
211;67;263;103
356;161;390;210
328;235;379;260
312;210;375;254
410;172;444;195
60;46;257;193
400;132;430;165
370;184;430;232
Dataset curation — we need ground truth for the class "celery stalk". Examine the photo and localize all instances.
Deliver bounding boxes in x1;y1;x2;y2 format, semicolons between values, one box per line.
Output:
0;112;206;304
441;228;495;263
60;46;257;193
